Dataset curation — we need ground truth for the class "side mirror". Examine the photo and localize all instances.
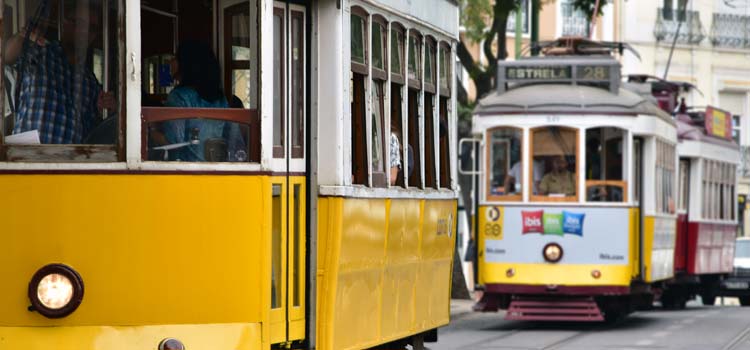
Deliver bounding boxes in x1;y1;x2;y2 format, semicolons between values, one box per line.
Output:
459;137;481;175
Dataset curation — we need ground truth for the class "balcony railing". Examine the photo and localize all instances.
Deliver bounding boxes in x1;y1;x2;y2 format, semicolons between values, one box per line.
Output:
654;8;705;45
711;13;750;49
561;2;589;37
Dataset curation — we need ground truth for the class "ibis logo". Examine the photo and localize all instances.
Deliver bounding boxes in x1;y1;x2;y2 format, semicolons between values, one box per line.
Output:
522;210;584;237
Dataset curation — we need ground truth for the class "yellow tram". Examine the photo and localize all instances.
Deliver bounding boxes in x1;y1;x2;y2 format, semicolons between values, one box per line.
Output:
462;40;678;321
0;0;459;349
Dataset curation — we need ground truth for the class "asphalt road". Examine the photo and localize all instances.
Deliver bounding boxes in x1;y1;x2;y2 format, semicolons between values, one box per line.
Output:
429;299;750;350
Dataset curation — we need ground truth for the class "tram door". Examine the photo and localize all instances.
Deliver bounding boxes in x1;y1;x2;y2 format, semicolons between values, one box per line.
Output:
268;1;307;344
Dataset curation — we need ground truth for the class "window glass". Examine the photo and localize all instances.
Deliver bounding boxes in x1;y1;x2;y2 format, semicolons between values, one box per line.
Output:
273;9;285;157
351;14;366;65
738;240;750;258
425;43;434;85
439;45;449;92
656;139;675;214
679;160;689;211
391;29;403;76
439;96;451;189
291;10;304;158
424;93;436;188
585;127;626;202
487;128;522;200
390;84;405;187
372;23;384;71
407;89;422;187
408;34;421;82
351;73;367;185
1;0;121;159
531;127;578;201
371;82;386;186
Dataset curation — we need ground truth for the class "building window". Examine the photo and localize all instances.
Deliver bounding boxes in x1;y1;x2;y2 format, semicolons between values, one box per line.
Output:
531;127;579;202
561;0;589;37
654;1;705;45
506;0;530;34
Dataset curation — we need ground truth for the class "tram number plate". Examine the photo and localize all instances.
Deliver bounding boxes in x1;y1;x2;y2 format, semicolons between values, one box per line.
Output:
725;281;749;290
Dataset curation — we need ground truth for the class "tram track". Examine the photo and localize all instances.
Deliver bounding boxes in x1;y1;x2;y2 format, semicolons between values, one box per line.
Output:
721;322;750;350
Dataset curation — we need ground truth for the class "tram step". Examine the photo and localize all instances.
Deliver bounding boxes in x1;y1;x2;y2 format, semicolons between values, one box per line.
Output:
505;297;604;322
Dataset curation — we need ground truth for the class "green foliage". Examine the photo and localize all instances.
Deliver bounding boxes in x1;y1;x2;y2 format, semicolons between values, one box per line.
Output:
460;0;495;43
571;0;611;22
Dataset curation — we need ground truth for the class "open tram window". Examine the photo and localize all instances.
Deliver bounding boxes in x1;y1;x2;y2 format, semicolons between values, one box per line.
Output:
531;127;579;202
389;23;406;187
407;30;422;188
350;8;368;185
0;0;122;161
438;42;451;189
423;37;437;189
585;127;627;202
487;127;522;201
141;0;259;162
370;16;387;187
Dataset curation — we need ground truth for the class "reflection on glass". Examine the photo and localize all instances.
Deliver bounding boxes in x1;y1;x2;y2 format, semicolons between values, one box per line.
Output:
232;69;251;108
488;128;522;197
372;24;384;70
351;15;365;64
271;184;282;309
391;29;402;74
425;46;433;84
372;83;385;173
408;36;420;81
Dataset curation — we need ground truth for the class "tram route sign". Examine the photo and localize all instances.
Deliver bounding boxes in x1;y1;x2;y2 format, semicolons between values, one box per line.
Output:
497;57;621;94
506;66;571;80
705;106;733;140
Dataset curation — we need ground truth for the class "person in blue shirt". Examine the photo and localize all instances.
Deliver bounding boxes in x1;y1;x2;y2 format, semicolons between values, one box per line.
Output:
162;40;245;162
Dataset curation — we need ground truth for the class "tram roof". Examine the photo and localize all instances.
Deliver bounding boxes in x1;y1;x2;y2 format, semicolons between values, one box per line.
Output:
474;83;674;124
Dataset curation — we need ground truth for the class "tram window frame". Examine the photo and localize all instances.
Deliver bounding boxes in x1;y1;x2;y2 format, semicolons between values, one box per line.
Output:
272;7;286;158
369;16;388;188
423;36;437;189
350;7;369;185
438;42;451;189
530;126;580;203
0;0;124;162
389;23;406;187
655;139;676;215
407;30;422;90
406;29;423;188
290;9;305;159
486;127;523;202
678;159;689;213
584;127;628;203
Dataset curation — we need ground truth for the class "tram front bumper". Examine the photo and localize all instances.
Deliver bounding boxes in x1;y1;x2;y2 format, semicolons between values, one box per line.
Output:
0;322;262;350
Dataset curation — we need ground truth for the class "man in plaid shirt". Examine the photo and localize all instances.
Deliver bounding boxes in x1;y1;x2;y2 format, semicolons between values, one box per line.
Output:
4;1;115;144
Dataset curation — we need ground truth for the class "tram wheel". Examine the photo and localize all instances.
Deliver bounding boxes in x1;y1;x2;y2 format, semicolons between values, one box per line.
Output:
700;293;716;306
740;296;750;307
661;293;687;310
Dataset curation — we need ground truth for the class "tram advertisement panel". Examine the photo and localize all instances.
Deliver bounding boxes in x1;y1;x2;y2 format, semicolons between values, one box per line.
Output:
480;206;630;265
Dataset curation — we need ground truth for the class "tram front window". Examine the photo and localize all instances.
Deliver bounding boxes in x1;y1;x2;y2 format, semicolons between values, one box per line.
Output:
585;127;627;202
1;0;121;158
531;127;578;201
487;127;522;200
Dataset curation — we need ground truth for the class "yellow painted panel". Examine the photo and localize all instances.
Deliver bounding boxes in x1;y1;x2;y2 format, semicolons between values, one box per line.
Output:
0;322;261;350
482;263;632;286
630;208;641;279
643;216;655;283
0;175;267;327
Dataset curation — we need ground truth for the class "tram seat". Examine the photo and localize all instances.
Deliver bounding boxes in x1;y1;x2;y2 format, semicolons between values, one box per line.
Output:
204;138;228;162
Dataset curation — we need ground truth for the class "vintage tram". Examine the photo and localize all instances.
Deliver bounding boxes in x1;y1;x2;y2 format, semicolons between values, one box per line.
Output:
0;0;459;349
463;40;679;321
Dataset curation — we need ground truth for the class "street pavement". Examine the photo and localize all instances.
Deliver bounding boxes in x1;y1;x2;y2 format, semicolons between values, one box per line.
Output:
430;298;750;350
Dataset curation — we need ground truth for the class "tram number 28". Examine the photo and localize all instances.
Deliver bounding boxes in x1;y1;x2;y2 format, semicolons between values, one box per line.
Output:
579;66;609;80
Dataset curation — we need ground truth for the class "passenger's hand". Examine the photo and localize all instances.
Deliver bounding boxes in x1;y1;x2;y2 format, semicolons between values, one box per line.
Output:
97;92;117;112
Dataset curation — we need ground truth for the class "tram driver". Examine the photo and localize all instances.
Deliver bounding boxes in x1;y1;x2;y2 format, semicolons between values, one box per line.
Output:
538;155;576;196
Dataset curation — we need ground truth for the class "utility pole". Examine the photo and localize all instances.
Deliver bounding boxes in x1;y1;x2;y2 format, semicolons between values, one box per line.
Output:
531;0;539;56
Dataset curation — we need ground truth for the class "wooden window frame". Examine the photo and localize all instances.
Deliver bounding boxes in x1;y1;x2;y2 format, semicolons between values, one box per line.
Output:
438;96;451;189
391;82;406;187
407;30;422;90
424;92;437;188
407;88;422;188
423;37;437;94
529;126;580;203
583;127;628;203
223;2;252;107
351;73;368;185
390;23;405;85
486;127;523;202
439;42;451;97
350;7;369;76
371;81;387;187
371;15;388;81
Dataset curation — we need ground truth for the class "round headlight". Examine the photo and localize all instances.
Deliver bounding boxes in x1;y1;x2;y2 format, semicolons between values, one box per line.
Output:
543;243;563;263
28;264;84;318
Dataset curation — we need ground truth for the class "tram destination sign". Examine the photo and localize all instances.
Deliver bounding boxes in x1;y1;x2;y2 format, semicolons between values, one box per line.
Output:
505;65;611;81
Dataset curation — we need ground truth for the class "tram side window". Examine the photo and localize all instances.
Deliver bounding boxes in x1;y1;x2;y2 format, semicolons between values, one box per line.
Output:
487;128;522;201
407;30;423;188
655;139;676;214
438;43;451;189
350;10;368;185
702;160;737;221
531;127;578;201
423;38;437;189
390;24;406;187
142;1;258;162
0;0;121;161
678;159;689;212
370;17;387;187
585;127;626;202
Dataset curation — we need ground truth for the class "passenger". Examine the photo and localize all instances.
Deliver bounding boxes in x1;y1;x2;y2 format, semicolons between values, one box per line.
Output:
4;1;117;144
162;40;245;161
504;159;543;195
539;155;576;196
390;126;402;185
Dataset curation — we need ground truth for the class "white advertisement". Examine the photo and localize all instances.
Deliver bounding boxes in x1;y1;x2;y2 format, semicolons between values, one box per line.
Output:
483;206;631;265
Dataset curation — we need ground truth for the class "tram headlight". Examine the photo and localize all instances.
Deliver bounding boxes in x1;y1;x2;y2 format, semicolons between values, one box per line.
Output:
543;243;563;263
28;264;84;318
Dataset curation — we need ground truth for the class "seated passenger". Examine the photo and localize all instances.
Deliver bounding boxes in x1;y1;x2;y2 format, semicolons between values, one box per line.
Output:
505;160;543;195
539;155;576;196
162;40;245;161
390;127;402;186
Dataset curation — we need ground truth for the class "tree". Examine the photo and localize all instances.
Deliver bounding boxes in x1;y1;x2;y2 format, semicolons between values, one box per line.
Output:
458;0;611;102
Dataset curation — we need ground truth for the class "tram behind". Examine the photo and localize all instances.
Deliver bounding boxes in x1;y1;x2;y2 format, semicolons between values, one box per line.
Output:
463;46;678;321
0;0;460;349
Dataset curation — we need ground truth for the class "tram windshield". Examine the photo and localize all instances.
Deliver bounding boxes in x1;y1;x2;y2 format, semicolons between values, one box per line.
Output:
531;127;578;201
487;127;522;200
